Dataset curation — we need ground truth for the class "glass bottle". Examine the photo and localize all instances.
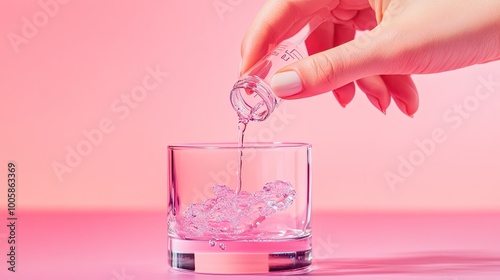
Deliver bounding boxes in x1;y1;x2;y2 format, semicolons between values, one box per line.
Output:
230;15;326;122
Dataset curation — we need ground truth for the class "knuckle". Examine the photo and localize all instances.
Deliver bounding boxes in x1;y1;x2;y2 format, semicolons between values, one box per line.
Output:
309;52;338;89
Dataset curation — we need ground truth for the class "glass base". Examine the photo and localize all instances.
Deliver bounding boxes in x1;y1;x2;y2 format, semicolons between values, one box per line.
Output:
168;236;312;274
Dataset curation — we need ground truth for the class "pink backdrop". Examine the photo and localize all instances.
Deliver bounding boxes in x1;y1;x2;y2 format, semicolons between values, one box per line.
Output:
1;0;499;212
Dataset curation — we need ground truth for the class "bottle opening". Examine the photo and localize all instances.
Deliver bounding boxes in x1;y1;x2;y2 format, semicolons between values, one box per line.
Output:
230;76;277;122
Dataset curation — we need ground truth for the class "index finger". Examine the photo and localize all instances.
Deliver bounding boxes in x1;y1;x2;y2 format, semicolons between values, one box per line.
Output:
240;0;339;75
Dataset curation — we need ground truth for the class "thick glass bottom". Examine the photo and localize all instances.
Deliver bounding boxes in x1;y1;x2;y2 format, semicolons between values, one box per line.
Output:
168;236;312;274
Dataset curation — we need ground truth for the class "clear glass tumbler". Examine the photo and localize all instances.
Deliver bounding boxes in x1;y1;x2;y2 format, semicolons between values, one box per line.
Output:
168;142;312;274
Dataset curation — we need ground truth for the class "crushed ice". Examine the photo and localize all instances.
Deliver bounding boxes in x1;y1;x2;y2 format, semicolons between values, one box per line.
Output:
180;180;296;238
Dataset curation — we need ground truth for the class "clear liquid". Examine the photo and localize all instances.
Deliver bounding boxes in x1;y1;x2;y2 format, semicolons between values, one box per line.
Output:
175;181;296;239
236;120;247;194
169;235;312;274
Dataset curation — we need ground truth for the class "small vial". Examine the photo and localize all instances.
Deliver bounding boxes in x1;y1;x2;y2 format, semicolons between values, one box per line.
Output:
230;15;326;122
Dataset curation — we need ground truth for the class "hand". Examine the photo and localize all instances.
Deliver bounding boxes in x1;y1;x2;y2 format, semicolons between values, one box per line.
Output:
240;0;500;116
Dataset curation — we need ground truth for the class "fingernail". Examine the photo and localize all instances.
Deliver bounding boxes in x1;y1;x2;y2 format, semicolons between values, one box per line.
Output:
366;94;386;114
271;71;303;97
333;91;347;108
392;96;412;117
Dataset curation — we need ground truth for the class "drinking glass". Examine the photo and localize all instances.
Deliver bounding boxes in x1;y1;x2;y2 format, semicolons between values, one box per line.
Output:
168;142;312;274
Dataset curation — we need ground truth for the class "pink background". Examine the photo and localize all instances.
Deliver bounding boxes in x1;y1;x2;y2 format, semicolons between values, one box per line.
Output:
1;0;500;213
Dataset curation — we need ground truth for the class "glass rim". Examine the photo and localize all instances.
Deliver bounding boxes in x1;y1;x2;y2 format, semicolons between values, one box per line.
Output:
168;142;311;150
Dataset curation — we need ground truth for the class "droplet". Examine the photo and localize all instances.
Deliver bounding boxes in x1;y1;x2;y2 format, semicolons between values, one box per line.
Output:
208;240;216;247
219;243;226;250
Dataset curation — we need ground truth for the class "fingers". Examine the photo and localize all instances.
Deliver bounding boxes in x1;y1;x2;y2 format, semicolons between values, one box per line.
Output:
381;75;419;117
240;0;338;75
269;23;388;100
244;0;421;117
355;74;419;116
304;21;356;108
351;8;377;30
331;24;356;107
333;83;355;108
305;23;357;107
305;22;357;107
305;22;334;57
271;21;376;95
322;8;377;109
356;75;391;114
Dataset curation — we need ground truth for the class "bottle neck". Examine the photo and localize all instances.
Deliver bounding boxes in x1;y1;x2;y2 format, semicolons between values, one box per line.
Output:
230;75;279;122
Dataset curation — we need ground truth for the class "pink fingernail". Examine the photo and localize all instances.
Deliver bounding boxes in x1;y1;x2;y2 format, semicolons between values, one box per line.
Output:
333;91;348;108
392;96;413;117
366;94;386;114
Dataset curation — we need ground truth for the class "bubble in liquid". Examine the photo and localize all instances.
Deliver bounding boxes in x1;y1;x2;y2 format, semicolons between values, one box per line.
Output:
208;240;216;247
276;202;285;211
219;243;226;250
263;183;272;192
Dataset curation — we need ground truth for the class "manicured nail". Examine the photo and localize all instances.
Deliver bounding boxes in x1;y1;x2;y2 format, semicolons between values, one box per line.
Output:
333;91;347;108
366;94;386;114
271;71;303;97
392;96;412;117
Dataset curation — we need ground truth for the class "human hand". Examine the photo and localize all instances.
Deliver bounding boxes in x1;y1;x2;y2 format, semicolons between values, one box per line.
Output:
240;0;500;116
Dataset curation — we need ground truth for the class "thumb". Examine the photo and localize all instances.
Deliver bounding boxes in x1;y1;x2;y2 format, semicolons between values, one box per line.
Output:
271;25;395;99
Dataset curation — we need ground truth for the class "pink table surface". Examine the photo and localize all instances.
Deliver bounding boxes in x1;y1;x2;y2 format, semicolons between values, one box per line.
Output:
1;211;499;280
